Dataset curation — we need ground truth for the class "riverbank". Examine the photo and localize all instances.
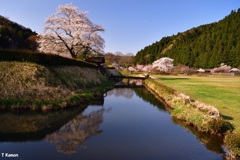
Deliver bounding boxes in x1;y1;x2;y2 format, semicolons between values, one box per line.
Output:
144;78;232;134
143;77;239;159
151;75;240;131
147;74;240;159
0;61;115;111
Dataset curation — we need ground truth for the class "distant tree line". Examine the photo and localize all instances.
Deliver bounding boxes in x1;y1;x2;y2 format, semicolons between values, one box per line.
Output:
0;15;37;50
104;52;134;68
135;9;240;68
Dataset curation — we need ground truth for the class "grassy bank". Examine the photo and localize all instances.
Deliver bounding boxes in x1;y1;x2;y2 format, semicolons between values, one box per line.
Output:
144;79;232;134
152;74;240;131
149;74;240;159
0;61;114;111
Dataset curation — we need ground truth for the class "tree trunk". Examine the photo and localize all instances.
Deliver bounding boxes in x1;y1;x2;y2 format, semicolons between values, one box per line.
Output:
69;49;76;59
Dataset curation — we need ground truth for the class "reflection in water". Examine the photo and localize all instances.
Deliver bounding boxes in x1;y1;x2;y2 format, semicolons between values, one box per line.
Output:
172;118;224;154
130;79;143;85
46;108;104;154
107;88;134;99
134;87;224;154
0;88;225;160
116;79;144;86
0;97;104;142
0;107;85;142
135;88;225;155
133;88;166;110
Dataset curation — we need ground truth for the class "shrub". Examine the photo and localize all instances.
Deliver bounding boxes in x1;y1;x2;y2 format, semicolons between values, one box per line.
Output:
224;132;240;159
174;64;190;74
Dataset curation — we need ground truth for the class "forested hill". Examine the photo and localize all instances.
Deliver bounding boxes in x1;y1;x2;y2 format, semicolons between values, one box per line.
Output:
135;9;240;68
0;15;37;50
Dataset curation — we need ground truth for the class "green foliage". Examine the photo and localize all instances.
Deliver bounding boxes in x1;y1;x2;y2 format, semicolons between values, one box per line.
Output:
135;9;240;68
0;15;37;50
135;36;174;65
68;93;92;103
0;50;97;68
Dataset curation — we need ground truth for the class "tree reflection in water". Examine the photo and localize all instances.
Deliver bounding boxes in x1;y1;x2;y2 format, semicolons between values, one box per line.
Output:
46;108;104;154
107;88;134;99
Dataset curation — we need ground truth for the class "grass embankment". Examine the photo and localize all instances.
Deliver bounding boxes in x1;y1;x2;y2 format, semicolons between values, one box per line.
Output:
150;74;240;158
0;50;116;111
0;61;114;111
152;75;240;131
145;78;232;134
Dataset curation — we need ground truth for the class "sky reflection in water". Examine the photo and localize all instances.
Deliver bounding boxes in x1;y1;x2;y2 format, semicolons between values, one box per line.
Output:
0;88;224;160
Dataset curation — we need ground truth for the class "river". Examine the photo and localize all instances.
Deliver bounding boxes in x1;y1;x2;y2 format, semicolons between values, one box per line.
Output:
0;88;225;160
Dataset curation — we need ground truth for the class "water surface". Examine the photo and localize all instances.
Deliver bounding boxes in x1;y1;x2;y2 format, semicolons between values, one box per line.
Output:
0;88;225;160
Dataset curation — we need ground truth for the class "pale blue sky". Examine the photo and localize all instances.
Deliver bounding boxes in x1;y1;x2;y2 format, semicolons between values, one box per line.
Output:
0;0;239;54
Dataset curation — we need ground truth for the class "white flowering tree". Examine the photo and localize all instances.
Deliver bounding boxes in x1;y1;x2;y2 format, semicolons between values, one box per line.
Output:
142;65;153;72
152;57;174;72
211;63;231;73
128;66;136;72
37;4;105;59
136;64;144;71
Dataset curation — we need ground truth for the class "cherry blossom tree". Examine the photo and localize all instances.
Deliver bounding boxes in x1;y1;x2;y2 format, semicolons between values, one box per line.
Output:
37;4;105;59
152;57;174;72
211;63;231;73
142;65;153;72
136;64;144;71
128;66;136;72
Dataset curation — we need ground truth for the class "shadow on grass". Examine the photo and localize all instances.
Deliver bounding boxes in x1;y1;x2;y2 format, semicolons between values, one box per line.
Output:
220;114;235;132
221;114;234;120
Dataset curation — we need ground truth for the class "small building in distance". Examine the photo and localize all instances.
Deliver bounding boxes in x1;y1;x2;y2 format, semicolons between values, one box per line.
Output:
197;68;211;73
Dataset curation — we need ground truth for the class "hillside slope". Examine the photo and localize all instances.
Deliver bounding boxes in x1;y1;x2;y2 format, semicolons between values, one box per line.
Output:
135;9;240;68
0;61;112;111
0;15;37;50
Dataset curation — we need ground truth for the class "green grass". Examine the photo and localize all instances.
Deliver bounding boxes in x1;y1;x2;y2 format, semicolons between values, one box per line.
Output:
151;74;240;132
145;79;232;134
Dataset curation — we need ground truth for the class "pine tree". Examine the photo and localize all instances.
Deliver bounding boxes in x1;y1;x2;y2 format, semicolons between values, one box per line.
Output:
135;9;240;68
